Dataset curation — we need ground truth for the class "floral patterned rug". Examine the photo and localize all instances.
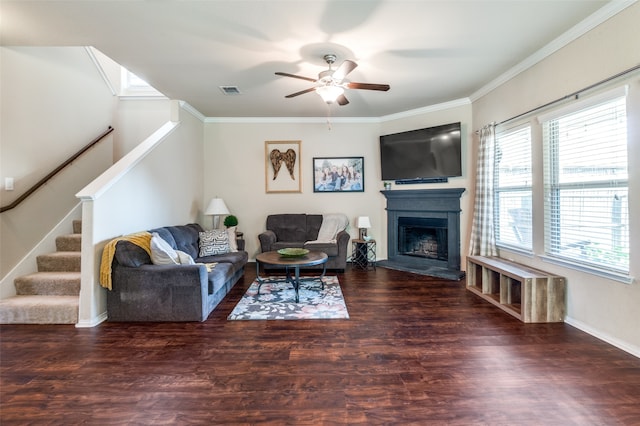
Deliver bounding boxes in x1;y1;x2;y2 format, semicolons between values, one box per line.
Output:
227;276;349;320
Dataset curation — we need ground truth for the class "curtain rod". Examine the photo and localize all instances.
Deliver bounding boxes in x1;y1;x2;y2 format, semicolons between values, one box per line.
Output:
475;63;640;133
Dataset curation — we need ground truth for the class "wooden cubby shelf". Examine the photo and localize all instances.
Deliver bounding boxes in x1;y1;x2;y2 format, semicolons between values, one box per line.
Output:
466;255;566;323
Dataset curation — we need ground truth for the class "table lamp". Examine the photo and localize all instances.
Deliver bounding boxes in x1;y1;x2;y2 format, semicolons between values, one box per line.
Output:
205;197;230;229
357;216;371;240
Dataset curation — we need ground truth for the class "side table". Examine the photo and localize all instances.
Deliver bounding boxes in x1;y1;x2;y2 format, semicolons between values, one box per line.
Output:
351;239;376;270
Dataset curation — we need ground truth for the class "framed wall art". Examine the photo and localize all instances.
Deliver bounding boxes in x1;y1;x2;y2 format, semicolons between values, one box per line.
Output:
265;140;301;193
313;157;364;193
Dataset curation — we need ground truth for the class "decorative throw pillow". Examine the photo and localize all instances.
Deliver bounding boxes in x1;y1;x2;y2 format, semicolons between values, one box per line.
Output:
176;250;196;265
227;226;238;252
150;232;179;265
199;229;230;256
150;233;195;265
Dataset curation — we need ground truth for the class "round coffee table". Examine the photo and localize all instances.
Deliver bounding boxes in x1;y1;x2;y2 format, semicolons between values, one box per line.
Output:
255;250;328;302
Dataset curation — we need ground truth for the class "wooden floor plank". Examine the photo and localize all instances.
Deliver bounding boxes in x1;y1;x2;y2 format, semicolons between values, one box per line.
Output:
2;264;640;425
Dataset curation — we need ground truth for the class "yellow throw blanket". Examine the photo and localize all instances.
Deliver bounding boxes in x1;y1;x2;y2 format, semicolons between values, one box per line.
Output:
99;232;152;290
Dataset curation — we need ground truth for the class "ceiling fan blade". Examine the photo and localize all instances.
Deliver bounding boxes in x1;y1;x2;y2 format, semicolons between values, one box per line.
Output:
285;87;317;98
347;82;390;91
332;60;357;81
337;94;349;106
275;72;317;83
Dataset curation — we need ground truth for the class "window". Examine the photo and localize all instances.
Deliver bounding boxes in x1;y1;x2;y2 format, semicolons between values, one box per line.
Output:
542;89;629;274
120;67;164;97
494;125;532;251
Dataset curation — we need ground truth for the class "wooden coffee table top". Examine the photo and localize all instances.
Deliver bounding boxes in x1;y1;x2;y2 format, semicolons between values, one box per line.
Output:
256;250;328;267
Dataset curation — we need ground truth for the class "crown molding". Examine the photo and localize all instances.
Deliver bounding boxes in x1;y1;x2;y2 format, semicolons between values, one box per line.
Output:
202;98;470;124
470;1;637;102
379;98;471;122
204;115;380;124
179;101;206;122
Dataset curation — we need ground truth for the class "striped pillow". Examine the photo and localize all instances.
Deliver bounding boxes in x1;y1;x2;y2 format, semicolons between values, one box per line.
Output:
199;230;230;256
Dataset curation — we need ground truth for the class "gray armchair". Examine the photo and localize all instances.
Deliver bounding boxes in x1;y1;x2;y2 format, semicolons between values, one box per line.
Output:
258;214;350;271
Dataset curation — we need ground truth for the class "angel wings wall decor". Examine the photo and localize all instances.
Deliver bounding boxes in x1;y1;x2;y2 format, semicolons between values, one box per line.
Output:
265;141;301;193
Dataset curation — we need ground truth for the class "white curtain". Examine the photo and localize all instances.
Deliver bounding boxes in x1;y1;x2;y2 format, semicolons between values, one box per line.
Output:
469;123;498;256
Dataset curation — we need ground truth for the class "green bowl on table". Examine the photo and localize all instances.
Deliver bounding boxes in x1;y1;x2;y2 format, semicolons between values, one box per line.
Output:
277;248;309;258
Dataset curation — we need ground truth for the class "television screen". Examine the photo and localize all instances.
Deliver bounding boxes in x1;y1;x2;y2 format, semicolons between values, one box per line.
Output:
380;122;462;182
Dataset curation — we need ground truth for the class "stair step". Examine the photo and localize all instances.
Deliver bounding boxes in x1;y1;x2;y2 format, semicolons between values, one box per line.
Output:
56;234;81;252
15;272;80;296
73;220;82;234
37;252;81;272
0;296;78;324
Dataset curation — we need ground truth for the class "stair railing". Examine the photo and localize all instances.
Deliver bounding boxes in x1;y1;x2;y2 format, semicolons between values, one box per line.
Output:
1;126;114;213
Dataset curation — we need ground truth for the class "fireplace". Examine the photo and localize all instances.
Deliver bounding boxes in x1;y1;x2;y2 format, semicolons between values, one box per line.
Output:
399;217;448;261
379;188;465;280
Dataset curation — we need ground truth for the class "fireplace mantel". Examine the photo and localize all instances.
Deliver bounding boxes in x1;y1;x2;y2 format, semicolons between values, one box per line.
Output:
380;188;465;280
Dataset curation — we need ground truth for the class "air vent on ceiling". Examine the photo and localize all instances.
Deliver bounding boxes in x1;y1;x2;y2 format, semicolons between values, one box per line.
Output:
219;86;242;95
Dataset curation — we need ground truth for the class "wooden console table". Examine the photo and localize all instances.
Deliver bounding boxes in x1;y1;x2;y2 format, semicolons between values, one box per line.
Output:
466;256;565;323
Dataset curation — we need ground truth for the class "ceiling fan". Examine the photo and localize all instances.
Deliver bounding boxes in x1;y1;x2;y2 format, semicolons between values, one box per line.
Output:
275;54;390;105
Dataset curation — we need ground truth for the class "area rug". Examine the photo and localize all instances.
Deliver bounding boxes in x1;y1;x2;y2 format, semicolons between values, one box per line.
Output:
227;276;349;320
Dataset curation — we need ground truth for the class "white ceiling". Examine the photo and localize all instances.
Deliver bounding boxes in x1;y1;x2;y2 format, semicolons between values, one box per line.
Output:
1;0;616;118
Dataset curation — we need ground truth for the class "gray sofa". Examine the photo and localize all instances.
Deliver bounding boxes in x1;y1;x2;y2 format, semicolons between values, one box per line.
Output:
258;214;350;271
107;223;248;322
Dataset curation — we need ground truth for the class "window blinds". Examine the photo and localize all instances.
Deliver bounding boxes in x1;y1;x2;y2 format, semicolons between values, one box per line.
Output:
495;125;532;250
542;92;628;273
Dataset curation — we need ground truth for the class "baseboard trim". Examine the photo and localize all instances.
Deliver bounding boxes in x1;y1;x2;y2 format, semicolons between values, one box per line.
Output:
76;311;108;328
565;316;640;359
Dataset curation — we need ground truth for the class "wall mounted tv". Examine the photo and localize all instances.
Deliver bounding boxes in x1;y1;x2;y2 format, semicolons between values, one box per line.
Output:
380;122;462;184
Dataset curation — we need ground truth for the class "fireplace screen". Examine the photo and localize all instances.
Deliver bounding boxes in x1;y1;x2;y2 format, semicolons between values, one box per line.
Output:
398;217;448;261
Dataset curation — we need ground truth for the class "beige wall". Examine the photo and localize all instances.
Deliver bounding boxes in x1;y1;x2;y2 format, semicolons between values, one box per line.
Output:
472;3;640;354
203;101;472;265
0;47;116;277
114;99;173;160
0;46;172;279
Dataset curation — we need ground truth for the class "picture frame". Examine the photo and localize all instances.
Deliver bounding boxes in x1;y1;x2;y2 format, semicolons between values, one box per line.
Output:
313;157;364;193
265;140;302;193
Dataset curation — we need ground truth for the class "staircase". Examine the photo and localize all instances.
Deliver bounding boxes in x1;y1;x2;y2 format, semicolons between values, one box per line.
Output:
0;220;81;324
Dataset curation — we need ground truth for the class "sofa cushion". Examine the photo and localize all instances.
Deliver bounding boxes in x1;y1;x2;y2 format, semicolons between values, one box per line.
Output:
266;214;308;242
207;262;234;295
306;214;323;241
199;229;231;256
197;251;248;271
114;241;151;267
303;241;339;256
166;224;202;259
272;241;305;251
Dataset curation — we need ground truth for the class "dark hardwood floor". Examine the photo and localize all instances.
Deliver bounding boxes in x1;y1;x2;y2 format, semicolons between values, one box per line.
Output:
2;265;639;425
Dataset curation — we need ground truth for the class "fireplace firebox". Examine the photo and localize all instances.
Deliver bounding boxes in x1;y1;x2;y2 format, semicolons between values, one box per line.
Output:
379;188;465;280
398;217;448;261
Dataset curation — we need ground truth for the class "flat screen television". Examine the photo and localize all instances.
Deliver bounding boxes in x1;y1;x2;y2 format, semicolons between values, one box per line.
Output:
380;122;462;183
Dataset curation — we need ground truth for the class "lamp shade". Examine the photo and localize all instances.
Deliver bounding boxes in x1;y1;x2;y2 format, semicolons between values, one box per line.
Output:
357;216;371;229
205;198;230;216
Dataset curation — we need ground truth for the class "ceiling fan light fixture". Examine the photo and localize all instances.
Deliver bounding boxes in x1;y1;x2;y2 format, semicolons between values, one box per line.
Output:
316;85;344;104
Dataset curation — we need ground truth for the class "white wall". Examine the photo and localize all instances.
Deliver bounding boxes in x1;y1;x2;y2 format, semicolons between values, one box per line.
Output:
203;100;472;265
472;3;640;355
